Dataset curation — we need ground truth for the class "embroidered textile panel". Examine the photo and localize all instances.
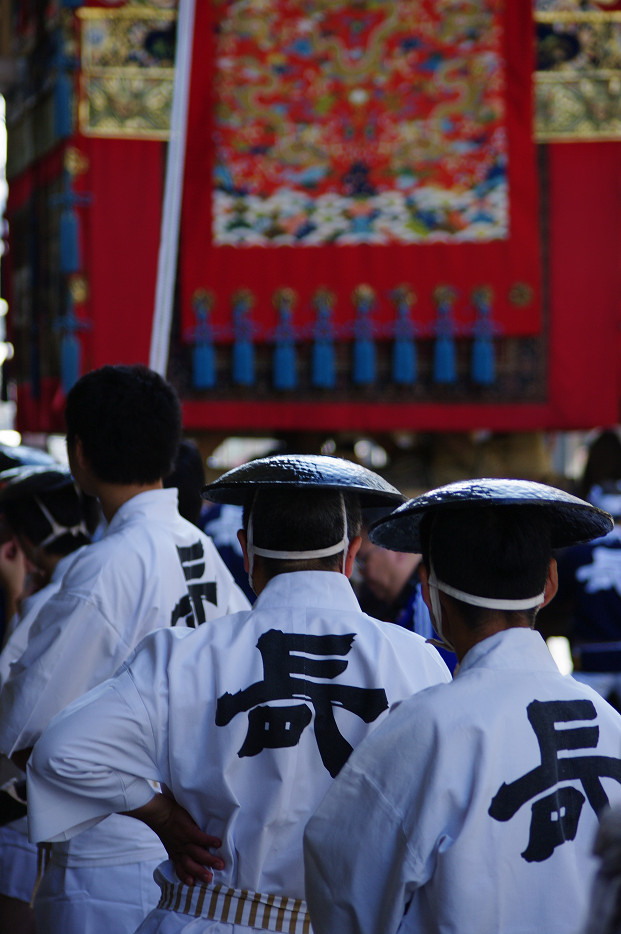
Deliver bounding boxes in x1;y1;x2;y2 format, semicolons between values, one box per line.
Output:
78;7;176;140
180;0;542;364
535;0;621;140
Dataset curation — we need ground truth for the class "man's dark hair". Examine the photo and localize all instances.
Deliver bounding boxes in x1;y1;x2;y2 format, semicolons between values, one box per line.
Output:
421;505;553;628
65;365;182;485
4;485;99;557
164;439;205;527
243;488;362;577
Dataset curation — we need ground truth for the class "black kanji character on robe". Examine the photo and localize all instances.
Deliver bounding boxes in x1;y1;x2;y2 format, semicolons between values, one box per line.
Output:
170;541;218;627
216;629;388;776
489;699;621;862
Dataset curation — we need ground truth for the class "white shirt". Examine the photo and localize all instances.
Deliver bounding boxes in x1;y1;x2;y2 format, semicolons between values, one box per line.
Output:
0;550;85;841
28;571;450;916
304;627;621;934
0;549;84;691
0;489;250;866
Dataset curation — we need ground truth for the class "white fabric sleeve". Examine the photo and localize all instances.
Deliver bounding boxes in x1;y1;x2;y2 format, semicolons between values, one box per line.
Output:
27;667;158;843
304;763;418;934
0;589;134;756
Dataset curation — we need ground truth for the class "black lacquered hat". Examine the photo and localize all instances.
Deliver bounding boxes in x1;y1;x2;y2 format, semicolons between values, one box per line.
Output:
202;454;405;507
369;478;614;553
0;466;75;503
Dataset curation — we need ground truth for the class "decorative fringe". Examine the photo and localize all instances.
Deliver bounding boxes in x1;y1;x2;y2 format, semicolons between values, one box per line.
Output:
178;281;510;393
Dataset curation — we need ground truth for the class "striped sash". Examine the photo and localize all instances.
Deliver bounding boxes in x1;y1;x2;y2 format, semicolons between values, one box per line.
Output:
154;869;312;933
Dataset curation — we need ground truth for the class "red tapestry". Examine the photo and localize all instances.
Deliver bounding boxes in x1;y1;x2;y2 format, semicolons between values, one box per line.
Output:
180;0;540;353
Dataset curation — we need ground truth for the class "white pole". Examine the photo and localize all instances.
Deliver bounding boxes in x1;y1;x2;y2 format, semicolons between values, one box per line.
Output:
149;0;196;374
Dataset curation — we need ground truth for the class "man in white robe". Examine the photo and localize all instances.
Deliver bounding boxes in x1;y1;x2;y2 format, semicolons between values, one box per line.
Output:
0;464;98;934
0;365;250;934
26;454;451;934
303;478;621;934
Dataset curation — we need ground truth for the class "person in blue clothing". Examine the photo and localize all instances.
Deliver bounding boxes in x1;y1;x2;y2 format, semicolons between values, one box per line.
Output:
536;430;621;710
540;480;621;709
355;509;457;672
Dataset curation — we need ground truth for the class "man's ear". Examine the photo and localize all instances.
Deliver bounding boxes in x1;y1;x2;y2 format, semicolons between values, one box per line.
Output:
237;529;250;574
541;557;558;609
72;437;91;474
418;563;433;613
344;535;362;578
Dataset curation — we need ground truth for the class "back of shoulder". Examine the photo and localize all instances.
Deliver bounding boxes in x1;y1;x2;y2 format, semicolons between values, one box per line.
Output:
365;613;452;686
58;534;119;590
123;623;198;674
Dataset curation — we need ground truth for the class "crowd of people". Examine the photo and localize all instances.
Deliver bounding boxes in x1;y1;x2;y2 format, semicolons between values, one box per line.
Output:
0;363;619;934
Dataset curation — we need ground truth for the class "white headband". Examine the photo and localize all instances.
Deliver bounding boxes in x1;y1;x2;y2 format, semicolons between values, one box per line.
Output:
430;566;545;612
247;493;349;583
434;578;545;610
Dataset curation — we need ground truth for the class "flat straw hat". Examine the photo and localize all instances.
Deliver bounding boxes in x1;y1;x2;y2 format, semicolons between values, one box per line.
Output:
369;478;613;553
202;454;405;508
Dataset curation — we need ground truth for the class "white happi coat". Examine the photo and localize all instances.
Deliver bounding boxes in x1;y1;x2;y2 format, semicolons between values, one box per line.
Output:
0;489;250;930
27;570;451;933
0;549;84;903
0;549;84;689
304;627;621;934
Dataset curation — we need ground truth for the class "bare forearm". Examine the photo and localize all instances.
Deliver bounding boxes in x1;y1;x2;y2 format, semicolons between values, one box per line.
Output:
123;792;224;885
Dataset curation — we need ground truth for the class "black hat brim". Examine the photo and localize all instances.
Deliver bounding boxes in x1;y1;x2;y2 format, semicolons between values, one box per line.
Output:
202;454;405;508
369;478;614;552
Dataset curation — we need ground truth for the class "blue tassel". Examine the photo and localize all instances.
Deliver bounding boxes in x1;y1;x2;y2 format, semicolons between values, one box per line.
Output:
189;291;216;390
392;339;416;385
471;338;495;385
471;287;496;385
60;331;80;395
55;288;90;393
54;72;73;140
433;287;458;385
193;343;216;389
311;289;336;389
433;337;457;384
231;290;255;387
59;208;81;274
272;289;298;391
352;285;376;386
391;286;417;385
232;340;254;387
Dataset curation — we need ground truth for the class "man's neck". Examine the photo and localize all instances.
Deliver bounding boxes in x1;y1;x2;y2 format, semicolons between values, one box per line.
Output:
97;480;164;524
453;617;532;663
